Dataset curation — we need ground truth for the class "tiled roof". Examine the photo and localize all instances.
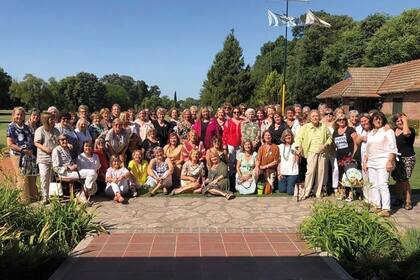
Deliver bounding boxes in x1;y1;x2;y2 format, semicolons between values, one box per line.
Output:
378;59;420;94
317;59;420;99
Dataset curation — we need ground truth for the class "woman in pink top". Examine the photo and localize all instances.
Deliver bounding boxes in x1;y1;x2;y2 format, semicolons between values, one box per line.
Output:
192;106;221;150
222;107;242;189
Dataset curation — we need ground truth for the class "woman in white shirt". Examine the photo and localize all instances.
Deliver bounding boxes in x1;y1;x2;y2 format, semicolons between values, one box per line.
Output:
363;111;397;217
277;129;299;195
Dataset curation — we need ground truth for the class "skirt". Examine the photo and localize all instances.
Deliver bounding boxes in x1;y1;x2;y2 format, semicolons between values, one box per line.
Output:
392;155;416;183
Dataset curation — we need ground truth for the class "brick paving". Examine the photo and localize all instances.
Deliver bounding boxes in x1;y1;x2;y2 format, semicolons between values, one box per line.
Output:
50;232;351;280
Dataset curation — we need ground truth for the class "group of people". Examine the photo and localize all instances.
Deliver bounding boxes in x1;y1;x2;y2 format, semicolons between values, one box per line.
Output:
6;102;415;216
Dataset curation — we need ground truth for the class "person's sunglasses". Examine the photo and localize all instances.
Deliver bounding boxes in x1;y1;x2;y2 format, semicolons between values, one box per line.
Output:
233;111;240;114
337;118;346;121
325;112;333;116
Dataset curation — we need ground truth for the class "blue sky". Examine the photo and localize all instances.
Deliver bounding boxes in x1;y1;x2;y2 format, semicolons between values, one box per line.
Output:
0;0;418;100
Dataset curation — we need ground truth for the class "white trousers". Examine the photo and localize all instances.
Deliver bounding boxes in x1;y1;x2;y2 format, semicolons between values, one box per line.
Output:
105;182;130;196
39;162;53;199
65;169;98;195
329;156;339;189
368;167;390;210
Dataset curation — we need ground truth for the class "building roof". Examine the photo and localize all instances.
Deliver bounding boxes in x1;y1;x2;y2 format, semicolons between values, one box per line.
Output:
317;59;420;99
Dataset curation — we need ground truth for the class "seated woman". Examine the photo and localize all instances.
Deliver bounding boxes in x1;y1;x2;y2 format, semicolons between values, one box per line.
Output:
52;134;98;203
171;149;205;195
205;136;228;168
163;132;183;187
105;155;131;203
235;140;257;195
146;146;174;196
128;149;148;197
201;150;235;200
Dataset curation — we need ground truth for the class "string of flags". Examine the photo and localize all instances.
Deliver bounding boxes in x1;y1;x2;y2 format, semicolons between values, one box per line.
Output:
267;9;331;28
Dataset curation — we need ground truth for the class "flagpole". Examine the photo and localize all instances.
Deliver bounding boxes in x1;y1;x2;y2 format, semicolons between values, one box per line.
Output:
280;0;289;115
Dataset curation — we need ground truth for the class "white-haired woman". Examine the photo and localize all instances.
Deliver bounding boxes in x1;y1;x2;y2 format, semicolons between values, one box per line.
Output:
75;118;92;153
241;108;260;151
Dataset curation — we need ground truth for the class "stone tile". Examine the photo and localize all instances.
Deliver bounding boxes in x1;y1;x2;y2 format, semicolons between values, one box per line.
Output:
102;243;128;251
224;242;250;252
130;233;155;243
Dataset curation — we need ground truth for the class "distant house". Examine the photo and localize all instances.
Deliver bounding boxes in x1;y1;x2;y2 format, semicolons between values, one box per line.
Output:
317;59;420;120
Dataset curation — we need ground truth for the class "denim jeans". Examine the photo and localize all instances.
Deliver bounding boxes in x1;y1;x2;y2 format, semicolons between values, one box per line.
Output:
277;175;299;195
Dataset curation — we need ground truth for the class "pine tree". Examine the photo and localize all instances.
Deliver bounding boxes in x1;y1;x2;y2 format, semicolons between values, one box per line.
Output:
200;29;253;109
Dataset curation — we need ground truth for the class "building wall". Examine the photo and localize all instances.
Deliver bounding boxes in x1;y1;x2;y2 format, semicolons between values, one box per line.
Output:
382;92;420;120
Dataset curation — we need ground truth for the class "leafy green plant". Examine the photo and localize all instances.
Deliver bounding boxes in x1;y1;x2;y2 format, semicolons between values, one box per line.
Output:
0;186;106;279
299;200;401;279
399;228;420;280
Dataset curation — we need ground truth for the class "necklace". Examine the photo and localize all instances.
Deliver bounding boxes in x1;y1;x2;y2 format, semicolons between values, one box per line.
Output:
282;144;292;161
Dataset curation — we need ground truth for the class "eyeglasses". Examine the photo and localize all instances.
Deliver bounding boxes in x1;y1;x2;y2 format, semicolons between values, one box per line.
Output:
325;112;333;116
233;111;240;114
224;107;231;110
337;118;346;121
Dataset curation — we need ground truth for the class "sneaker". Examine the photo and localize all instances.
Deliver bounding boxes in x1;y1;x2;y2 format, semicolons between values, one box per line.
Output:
378;210;391;217
132;191;138;197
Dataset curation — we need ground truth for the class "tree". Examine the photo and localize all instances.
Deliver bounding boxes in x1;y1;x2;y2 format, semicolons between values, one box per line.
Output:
149;85;161;97
104;84;131;110
251;36;287;89
9;74;53;110
0;68;13;108
57;72;106;111
286;12;356;105
250;71;283;107
139;95;172;110
101;74;149;105
365;9;420;66
200;30;253;108
178;97;200;110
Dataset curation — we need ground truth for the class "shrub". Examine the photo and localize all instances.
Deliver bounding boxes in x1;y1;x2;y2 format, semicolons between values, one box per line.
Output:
299;200;401;279
0;187;105;279
399;228;420;280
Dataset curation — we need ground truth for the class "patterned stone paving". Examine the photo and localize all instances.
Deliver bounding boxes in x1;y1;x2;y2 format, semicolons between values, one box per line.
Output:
93;195;420;232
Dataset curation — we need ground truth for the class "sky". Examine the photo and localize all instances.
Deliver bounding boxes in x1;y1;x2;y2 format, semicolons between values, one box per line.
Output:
0;0;418;100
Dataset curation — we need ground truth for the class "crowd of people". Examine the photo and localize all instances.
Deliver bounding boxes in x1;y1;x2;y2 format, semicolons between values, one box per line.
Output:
6;102;416;217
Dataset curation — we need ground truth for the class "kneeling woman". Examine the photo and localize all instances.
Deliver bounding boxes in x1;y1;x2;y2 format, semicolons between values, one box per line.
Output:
105;155;131;203
52;134;98;202
201;151;235;200
171;149;205;195
146;146;174;196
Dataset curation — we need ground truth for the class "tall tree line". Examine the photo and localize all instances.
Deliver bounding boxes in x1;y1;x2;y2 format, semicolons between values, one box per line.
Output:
200;9;420;107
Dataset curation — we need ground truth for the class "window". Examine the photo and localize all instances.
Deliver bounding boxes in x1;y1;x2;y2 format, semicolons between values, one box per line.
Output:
392;98;403;114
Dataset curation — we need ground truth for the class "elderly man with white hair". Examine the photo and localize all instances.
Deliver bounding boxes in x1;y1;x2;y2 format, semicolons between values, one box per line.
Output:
241;108;261;150
295;110;332;199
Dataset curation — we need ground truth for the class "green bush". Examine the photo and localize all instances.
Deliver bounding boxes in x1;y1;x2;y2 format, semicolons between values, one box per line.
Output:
399;228;420;280
0;187;106;279
299;200;401;279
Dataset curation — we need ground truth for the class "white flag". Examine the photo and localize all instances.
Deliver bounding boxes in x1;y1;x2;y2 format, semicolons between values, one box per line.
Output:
305;10;331;27
267;10;297;27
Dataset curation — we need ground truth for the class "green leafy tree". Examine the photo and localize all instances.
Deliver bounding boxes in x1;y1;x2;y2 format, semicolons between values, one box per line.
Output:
104;84;131;110
9;74;53;110
139;95;172;110
148;85;161;97
251;37;286;89
286;12;355;105
0;68;13;108
101;74;149;105
57;72;106;111
178;97;200;110
365;9;420;66
250;70;283;107
200;30;253;108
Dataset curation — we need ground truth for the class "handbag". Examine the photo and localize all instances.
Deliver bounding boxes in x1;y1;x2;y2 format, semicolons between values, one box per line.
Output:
49;182;63;197
19;154;39;176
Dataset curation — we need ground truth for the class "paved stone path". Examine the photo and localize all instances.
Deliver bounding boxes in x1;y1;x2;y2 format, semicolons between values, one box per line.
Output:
93;195;420;233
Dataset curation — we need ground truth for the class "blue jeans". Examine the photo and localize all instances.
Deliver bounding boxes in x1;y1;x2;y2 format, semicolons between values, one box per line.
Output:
277;175;299;195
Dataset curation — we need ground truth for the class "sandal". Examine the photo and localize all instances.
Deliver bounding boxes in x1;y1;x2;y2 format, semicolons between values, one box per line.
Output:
225;192;236;200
